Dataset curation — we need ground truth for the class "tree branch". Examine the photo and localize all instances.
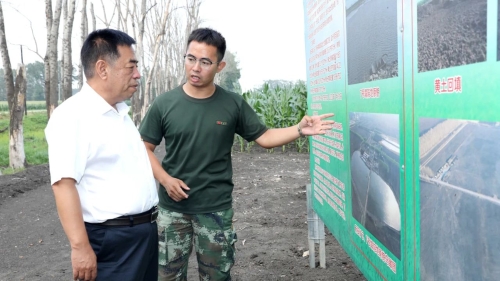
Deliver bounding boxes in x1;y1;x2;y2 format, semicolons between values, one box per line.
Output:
10;43;44;61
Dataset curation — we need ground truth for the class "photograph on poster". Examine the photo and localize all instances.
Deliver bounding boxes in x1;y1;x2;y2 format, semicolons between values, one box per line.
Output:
417;0;487;72
419;118;500;281
349;112;401;259
345;0;398;85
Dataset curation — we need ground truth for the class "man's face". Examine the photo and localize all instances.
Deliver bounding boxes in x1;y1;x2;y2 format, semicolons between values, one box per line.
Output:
107;45;141;102
184;41;225;88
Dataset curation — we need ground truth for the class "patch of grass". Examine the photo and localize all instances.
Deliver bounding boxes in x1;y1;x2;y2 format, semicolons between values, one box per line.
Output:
0;112;48;169
0;101;7;112
1;167;25;175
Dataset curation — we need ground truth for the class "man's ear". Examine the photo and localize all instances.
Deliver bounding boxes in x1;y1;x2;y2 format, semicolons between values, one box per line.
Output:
216;61;226;73
95;60;108;80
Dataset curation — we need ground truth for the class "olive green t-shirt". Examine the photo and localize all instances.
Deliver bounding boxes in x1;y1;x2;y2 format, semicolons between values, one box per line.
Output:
139;85;268;214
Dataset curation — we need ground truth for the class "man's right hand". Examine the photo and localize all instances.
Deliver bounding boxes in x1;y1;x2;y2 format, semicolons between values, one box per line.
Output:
71;244;97;281
162;175;190;202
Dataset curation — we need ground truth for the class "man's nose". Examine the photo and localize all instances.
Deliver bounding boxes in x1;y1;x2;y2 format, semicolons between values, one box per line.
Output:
192;60;202;71
133;66;141;79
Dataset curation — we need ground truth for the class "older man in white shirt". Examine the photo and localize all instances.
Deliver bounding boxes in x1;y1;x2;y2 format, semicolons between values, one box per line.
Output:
45;29;158;281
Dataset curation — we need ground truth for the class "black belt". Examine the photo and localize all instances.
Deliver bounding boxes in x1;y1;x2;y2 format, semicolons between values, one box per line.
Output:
88;206;158;227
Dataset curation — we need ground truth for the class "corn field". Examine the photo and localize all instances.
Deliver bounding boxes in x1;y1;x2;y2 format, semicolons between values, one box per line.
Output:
236;80;310;153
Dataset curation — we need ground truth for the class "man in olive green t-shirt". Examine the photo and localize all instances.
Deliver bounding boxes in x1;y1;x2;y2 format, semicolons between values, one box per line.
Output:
139;27;334;281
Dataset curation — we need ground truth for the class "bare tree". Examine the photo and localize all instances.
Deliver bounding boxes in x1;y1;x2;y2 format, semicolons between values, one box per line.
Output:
95;0;204;125
98;0;116;28
162;0;202;93
0;2;27;169
77;0;88;89
120;0;131;34
184;0;201;44
44;0;63;118
62;0;76;101
141;0;172;120
163;16;183;92
7;9;44;61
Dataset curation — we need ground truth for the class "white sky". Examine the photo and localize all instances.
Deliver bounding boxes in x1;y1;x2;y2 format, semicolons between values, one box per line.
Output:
1;0;307;92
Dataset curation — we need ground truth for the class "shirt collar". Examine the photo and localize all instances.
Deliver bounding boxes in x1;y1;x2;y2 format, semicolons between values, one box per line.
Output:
82;83;130;116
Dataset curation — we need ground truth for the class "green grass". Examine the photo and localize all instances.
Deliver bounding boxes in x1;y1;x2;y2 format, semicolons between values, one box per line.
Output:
0;111;48;171
0;101;47;112
1;167;24;175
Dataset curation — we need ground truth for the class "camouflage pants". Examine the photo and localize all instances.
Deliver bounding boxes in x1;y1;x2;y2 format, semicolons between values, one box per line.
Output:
157;206;237;281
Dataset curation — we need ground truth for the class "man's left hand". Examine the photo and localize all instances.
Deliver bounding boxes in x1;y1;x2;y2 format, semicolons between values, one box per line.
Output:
299;113;335;136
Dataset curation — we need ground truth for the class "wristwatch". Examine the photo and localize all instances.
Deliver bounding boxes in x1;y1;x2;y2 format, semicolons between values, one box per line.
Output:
298;123;305;137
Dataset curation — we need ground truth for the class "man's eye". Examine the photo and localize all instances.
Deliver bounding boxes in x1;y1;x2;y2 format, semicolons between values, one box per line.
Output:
188;57;196;62
201;60;211;66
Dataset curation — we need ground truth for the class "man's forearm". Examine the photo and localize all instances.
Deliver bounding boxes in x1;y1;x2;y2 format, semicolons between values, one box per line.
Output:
144;143;173;185
146;149;171;179
255;125;301;149
52;179;90;250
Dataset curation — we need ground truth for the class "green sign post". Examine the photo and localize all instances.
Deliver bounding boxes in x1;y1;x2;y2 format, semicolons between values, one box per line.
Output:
303;0;498;280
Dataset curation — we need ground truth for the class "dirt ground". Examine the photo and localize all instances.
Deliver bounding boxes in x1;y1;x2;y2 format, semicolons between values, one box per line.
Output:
0;145;366;281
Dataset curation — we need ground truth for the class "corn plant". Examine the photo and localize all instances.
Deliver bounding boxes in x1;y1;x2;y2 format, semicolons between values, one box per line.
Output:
242;80;309;153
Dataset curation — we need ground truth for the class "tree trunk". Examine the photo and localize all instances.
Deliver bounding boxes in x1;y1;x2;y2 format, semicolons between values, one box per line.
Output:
10;66;27;169
45;0;63;118
60;0;66;98
44;56;50;118
62;0;76;101
0;2;26;169
0;3;14;111
90;3;96;31
78;0;88;90
44;0;52;119
131;0;146;127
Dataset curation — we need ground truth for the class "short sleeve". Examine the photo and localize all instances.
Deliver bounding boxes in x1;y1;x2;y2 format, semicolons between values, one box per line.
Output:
139;100;164;145
44;110;88;185
235;98;268;142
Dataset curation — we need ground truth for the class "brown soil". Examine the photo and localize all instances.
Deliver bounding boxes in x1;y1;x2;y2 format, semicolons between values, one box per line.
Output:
0;145;366;281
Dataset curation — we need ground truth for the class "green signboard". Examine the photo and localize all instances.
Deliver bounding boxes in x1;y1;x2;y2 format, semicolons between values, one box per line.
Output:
303;0;499;280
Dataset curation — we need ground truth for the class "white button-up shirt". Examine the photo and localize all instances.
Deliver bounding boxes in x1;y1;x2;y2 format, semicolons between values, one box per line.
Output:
45;83;158;223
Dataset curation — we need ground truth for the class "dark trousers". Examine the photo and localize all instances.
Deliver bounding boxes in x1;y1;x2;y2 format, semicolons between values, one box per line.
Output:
85;221;158;281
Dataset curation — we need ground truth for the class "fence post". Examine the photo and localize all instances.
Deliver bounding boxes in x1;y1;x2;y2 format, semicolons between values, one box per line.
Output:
306;183;326;268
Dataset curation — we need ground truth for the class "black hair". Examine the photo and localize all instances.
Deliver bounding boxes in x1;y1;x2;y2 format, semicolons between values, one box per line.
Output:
81;28;136;78
187;28;226;62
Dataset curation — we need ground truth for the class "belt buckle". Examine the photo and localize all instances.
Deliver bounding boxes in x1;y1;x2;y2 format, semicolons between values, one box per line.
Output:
151;207;159;223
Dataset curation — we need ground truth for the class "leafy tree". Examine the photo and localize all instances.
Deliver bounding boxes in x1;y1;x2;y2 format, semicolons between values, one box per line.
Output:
26;62;45;101
215;50;242;93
